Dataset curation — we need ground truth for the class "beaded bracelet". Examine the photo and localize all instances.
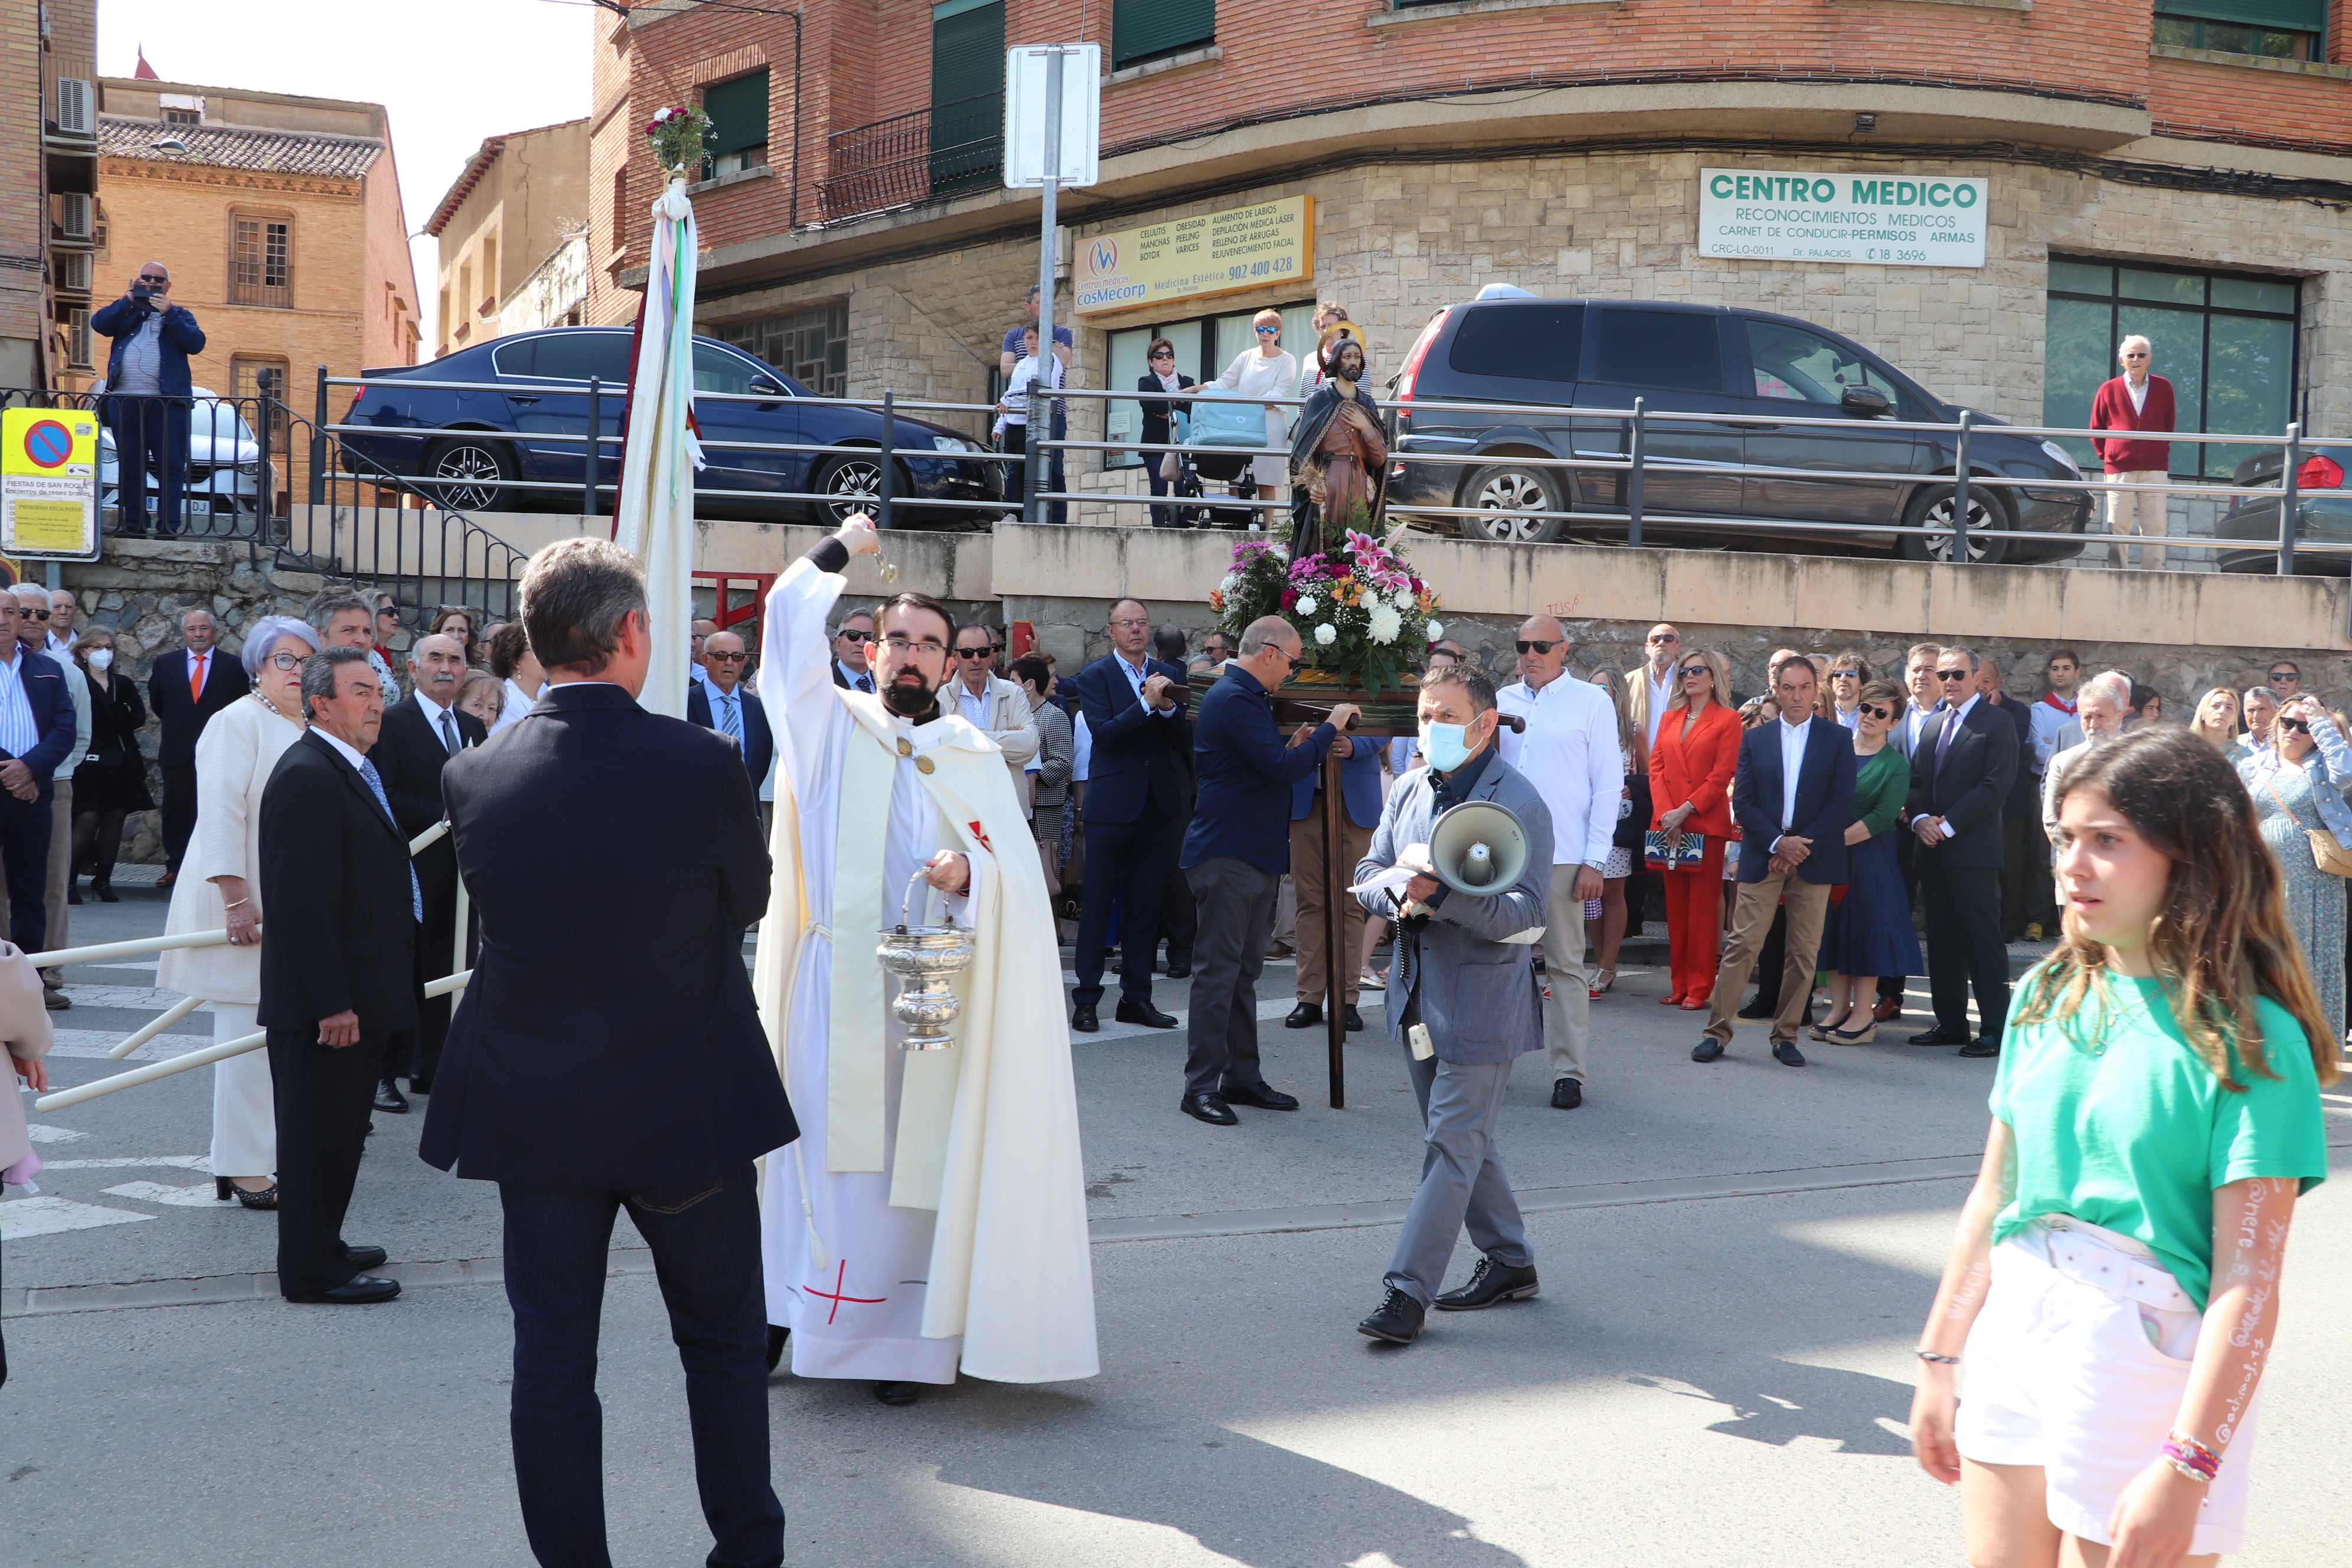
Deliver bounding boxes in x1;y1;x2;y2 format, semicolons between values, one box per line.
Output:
2161;1429;2220;1484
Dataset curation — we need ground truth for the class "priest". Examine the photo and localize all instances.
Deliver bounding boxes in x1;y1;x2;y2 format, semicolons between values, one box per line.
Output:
754;514;1097;1406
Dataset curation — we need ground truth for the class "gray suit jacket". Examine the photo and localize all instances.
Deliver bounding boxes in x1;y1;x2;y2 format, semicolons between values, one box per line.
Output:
1354;753;1554;1066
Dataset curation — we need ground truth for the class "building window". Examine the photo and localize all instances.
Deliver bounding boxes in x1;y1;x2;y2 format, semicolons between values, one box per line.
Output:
929;0;1005;198
1102;299;1317;468
480;234;499;315
716;301;849;398
2152;6;2318;60
610;166;630;253
1112;0;1216;67
2043;257;2299;481
701;68;770;179
161;106;201;127
229;214;292;308
231;356;291;449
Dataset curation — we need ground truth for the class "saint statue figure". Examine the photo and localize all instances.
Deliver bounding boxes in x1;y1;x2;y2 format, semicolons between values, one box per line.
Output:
1288;330;1391;560
754;515;1097;1404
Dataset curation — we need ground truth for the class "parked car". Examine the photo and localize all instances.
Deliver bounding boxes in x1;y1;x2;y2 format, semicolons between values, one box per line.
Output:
338;327;1000;526
1383;292;2092;563
96;384;277;524
2216;443;2351;574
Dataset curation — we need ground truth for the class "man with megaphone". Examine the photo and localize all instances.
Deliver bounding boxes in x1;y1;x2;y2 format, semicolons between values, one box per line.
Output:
1350;662;1553;1347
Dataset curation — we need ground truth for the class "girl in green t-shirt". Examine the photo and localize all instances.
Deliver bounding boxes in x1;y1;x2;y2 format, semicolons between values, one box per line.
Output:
1909;728;2334;1566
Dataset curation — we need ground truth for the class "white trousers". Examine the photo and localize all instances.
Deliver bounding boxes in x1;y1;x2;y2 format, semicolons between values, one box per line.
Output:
2104;471;2168;569
207;1002;273;1180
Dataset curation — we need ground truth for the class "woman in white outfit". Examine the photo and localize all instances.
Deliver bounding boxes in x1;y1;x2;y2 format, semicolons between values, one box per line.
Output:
1215;308;1299;524
156;614;318;1208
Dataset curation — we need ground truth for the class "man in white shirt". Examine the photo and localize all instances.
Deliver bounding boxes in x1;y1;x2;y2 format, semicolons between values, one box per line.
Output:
47;589;78;654
14;584;87;1008
1497;616;1621;1110
1623;623;1681;756
949;623;1040;803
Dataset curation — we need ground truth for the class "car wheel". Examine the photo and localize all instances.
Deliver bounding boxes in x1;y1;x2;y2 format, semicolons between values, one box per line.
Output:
1898;482;2011;565
813;452;910;527
1459;462;1567;544
421;436;517;513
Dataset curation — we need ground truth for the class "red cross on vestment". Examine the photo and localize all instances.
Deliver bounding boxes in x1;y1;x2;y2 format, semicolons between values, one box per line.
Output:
806;1259;887;1324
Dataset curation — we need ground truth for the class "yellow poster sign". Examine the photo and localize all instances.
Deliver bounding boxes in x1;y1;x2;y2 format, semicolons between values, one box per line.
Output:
1073;196;1314;316
1;407;100;558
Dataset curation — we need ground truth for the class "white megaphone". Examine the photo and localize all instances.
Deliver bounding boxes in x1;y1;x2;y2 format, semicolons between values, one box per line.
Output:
1426;799;1532;897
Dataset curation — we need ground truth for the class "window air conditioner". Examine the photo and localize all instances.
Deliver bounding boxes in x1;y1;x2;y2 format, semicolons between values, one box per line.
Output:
54;79;93;137
61;253;91;292
68;310;93;371
59;192;91;241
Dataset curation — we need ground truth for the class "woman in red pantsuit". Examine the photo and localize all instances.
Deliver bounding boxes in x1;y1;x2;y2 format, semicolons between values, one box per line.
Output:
1648;649;1741;1008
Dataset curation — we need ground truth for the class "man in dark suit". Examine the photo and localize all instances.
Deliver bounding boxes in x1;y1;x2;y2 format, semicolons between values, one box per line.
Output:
147;607;250;884
1696;656;1856;1067
1067;597;1191;1033
421;537;792;1568
1905;644;2020;1059
829;607;875;691
257;648;418;1305
1873;641;1943;1024
0;598;81;955
364;632;486;1110
686;629;776;788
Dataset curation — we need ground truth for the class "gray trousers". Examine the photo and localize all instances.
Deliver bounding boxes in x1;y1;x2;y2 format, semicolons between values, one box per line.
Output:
1384;1011;1532;1306
1182;857;1278;1097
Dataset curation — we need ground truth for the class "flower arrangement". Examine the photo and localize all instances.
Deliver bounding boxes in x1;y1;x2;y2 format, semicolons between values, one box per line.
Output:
1208;523;1442;698
643;104;713;176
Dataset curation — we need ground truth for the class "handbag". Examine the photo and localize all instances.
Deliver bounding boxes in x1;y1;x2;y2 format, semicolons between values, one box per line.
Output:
1613;773;1652;851
1644;828;1704;870
2260;770;2352;877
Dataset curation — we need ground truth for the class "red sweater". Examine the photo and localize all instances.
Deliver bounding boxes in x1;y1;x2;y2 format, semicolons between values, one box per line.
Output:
2088;374;2175;474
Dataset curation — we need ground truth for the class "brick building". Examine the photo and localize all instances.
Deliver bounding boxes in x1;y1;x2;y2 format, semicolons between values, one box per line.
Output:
424;117;592;356
90;76;421;502
592;0;2352;526
2;0;97;390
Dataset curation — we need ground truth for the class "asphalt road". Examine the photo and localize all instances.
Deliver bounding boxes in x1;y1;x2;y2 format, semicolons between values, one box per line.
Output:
5;888;2348;1566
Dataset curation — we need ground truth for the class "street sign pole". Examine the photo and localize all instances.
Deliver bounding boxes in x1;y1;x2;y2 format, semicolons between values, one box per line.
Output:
1027;47;1064;527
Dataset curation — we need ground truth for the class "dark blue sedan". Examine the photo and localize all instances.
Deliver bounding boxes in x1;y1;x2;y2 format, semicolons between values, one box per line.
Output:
338;326;1000;525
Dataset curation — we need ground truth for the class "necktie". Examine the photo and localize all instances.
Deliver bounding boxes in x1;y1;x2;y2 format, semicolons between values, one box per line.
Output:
439;708;459;754
857;674;873;693
1933;710;1959;789
359;757;425;922
188;652;204;702
718;691;741;740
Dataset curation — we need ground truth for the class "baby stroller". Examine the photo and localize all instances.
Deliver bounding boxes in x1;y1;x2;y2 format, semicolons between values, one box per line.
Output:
1182;386;1278;529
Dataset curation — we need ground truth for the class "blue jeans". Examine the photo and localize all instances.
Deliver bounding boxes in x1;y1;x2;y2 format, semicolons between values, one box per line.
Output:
499;1165;783;1568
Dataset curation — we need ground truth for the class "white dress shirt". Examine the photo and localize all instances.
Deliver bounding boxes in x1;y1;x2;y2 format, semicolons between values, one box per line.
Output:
707;680;749;740
2126;375;2150;414
1114;652;1174;717
1071;710;1092;783
1496;672;1621;868
1642;664;1677;750
414;688;466;753
1771;713;1809;851
185;647;216;698
954;678;991;729
492;677;538;734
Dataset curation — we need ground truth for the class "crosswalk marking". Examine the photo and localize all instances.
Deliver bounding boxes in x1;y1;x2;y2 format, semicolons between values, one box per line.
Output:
101;1181;226;1208
48;1029;215;1063
0;1195;153;1240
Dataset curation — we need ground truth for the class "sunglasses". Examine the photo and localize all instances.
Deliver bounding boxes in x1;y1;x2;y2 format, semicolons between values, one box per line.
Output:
1647;633;1678;643
837;628;871;640
706;651;747;663
1680;666;1710;679
2121;351;2149;359
1514;639;1559;655
1254;325;1279;336
1936;669;1971;682
1830;668;1861;680
2279;717;2311;735
1149;351;1175;360
1859;703;1893;720
2270;671;2298;681
955;647;994;659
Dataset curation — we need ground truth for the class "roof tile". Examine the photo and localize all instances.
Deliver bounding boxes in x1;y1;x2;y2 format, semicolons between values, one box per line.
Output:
99;116;382;179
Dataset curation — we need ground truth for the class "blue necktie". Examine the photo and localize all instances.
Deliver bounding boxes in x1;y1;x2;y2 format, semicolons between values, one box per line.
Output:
718;691;742;741
360;756;424;922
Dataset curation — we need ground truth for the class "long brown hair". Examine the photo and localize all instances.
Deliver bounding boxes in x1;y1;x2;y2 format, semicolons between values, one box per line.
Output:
2015;727;2338;1088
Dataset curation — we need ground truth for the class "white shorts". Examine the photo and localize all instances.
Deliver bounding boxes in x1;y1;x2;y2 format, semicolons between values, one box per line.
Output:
1956;1221;2260;1556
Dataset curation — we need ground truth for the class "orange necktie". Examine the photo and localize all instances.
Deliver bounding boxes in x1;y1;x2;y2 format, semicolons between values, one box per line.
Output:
189;652;204;702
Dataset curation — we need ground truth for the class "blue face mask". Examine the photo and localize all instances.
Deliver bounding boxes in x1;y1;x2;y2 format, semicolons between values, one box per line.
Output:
1422;721;1474;773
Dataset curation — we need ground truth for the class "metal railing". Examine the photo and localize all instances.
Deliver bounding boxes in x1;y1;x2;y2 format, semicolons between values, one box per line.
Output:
821;92;1004;223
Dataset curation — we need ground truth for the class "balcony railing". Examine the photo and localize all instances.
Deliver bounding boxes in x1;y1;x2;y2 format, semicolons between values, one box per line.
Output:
821;92;1003;224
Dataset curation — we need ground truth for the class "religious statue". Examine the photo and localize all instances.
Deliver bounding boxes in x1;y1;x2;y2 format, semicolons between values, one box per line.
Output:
1288;330;1391;560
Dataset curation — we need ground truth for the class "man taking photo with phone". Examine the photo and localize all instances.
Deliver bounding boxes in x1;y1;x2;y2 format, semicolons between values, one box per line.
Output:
92;262;206;539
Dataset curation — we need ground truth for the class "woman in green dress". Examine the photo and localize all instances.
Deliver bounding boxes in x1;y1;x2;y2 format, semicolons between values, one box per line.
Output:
1815;680;1920;1043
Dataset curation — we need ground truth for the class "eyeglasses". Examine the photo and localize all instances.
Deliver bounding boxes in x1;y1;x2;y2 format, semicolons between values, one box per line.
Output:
268;651;305;671
1830;668;1860;680
1514;639;1559;655
955;647;994;659
836;627;871;641
17;609;45;621
1936;669;1971;682
1647;632;1678;643
2279;717;2311;735
138;274;169;286
882;635;946;656
1859;703;1893;720
2269;670;2298;681
2121;351;2150;359
1109;617;1149;630
706;651;747;663
1254;325;1279;336
1148;351;1175;360
1680;666;1710;680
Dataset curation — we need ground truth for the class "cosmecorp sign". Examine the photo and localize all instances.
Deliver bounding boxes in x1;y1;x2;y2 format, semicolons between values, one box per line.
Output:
1697;168;1989;269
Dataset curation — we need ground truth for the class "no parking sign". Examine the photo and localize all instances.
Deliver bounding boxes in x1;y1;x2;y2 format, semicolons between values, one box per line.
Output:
1;407;100;559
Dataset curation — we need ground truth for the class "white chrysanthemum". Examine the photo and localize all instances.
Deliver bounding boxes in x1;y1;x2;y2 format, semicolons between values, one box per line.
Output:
1295;596;1318;616
1426;620;1445;641
1394;593;1416;615
1315;623;1338;646
1367;604;1403;645
1220;573;1240;596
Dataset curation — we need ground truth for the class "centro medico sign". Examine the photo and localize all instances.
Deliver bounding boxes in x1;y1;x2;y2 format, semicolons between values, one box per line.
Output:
1697;168;1990;269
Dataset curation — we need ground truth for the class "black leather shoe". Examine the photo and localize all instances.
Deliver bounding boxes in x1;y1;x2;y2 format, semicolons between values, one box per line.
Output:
1342;1004;1365;1033
1357;1287;1426;1344
1164;962;1191;979
1772;1039;1807;1067
1957;1035;2002;1059
1434;1256;1540;1311
1691;1037;1724;1063
766;1324;790;1372
341;1244;387;1271
1736;998;1773;1020
1180;1092;1238;1125
289;1275;401;1305
1285;1002;1323;1028
1907;1027;1971;1047
407;1075;433;1095
873;1381;922;1406
1115;998;1178;1028
1221;1080;1299;1112
1550;1077;1583;1109
373;1080;409;1113
1071;1004;1099;1033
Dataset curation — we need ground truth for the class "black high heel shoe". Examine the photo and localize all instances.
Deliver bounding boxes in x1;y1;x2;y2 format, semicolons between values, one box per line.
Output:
215;1177;279;1209
93;880;118;903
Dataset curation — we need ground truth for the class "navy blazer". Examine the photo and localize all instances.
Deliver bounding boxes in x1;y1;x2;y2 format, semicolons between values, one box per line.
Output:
1906;698;2021;871
1730;717;1857;885
1289;736;1383;827
420;682;796;1188
1183;664;1334;873
91;295;206;399
685;678;776;789
1069;652;1192;823
2;648;80;795
148;646;251;766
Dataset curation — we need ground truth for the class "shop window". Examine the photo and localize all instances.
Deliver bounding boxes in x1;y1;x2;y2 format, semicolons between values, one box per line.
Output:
2152;3;2320;60
2043;257;2299;481
701;68;770;179
1103;300;1315;468
228;214;292;308
716;301;850;398
1112;0;1216;67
